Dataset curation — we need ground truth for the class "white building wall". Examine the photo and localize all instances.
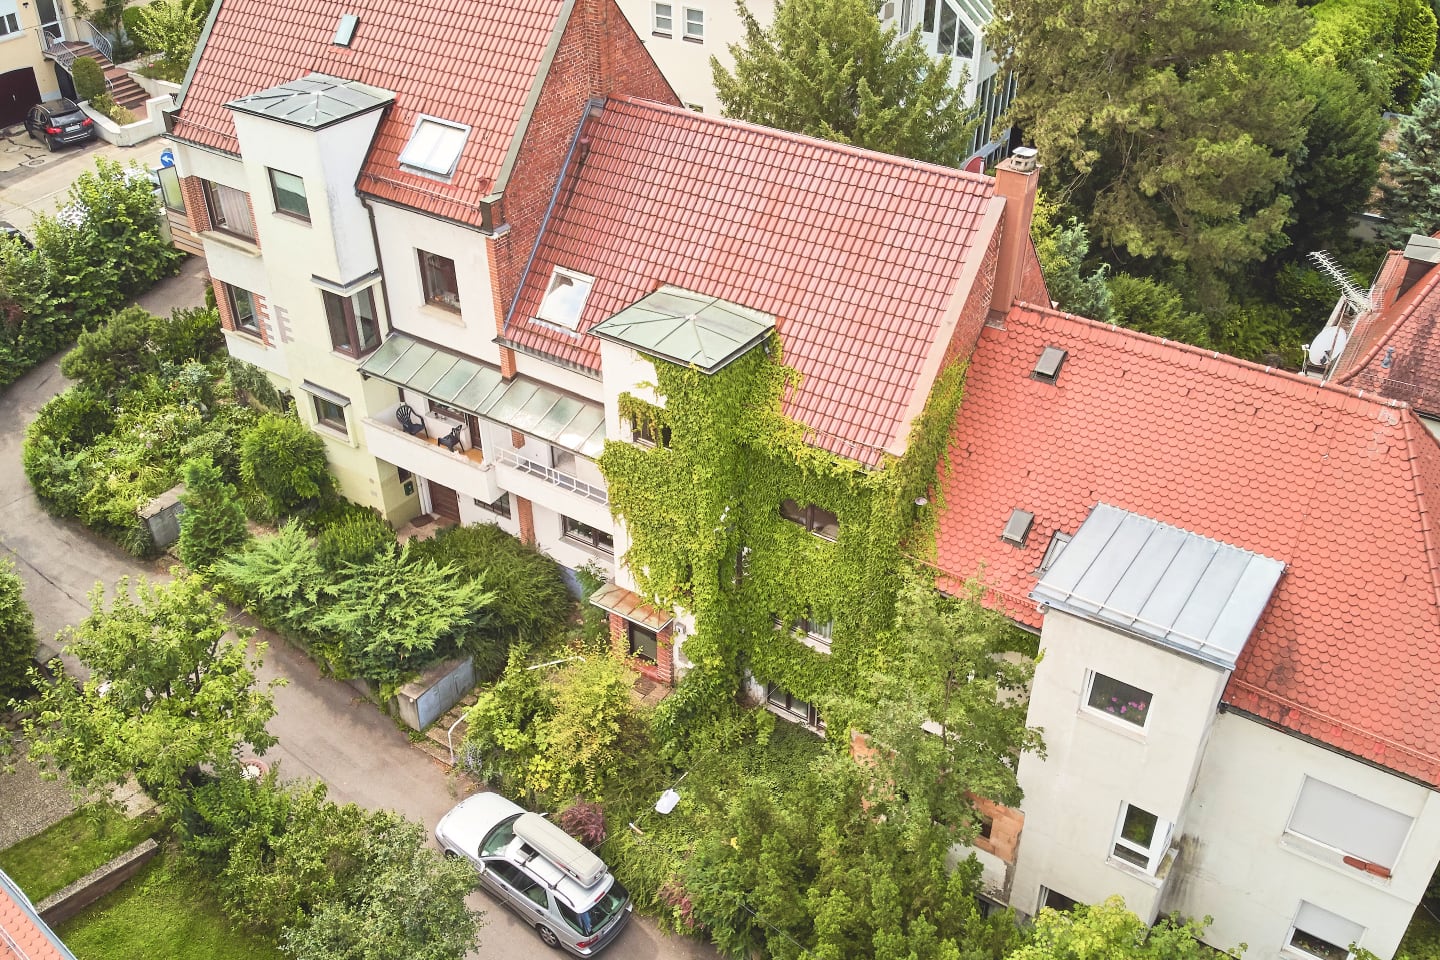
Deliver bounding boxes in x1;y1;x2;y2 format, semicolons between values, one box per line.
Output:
1010;609;1229;920
1167;712;1440;960
613;0;770;115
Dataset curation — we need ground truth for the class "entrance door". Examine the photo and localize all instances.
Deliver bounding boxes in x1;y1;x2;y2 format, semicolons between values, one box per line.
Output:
0;69;40;129
426;480;461;523
35;0;62;45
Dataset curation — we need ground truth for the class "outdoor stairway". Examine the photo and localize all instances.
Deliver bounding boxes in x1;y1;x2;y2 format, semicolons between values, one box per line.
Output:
51;42;150;115
417;692;480;769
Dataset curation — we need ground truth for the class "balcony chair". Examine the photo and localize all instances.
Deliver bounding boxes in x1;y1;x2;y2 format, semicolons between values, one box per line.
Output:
396;404;428;438
438;424;464;453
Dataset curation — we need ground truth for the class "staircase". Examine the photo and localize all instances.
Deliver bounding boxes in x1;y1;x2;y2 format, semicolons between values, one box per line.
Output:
46;41;150;116
414;692;480;770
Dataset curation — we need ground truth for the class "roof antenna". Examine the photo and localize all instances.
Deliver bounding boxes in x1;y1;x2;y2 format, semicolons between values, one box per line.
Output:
1308;250;1372;313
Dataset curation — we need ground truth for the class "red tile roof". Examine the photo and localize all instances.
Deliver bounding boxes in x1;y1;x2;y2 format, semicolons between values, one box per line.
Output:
504;97;996;467
934;304;1440;786
171;0;565;227
1;870;74;960
1333;253;1440;418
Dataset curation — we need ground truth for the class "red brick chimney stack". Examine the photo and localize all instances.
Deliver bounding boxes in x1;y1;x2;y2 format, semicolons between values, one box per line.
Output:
991;146;1040;316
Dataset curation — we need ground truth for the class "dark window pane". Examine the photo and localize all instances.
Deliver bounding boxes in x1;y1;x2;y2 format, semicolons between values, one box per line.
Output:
354;287;380;353
1086;673;1153;727
230;285;258;333
780;498;806;525
811;507;839;541
938;0;957;54
324;291;352;353
420;250;460;309
628;623;658;663
314;396;346;430
923;0;936;30
1290;930;1349;960
270;168;310;220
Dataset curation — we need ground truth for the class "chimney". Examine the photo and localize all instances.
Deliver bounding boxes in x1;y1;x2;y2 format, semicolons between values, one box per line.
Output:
1398;232;1440;299
991;146;1040;316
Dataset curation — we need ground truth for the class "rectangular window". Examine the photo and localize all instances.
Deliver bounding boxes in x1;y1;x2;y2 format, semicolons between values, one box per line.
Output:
796;613;832;643
1084;671;1152;729
313;395;347;433
766;684;821;728
419;250;460;310
779;498;839;541
323;287;381;358
628;622;658;664
1111;803;1170;874
202;180;255;240
1287;902;1364;960
537;267;594;330
0;12;18;34
683;6;704;39
227;284;260;335
1039;887;1080;912
562;515;613;555
268;168;310;221
473;493;512;519
156;166;185;214
632;417;671;448
399;116;470;177
652;1;673;33
1286;777;1413;870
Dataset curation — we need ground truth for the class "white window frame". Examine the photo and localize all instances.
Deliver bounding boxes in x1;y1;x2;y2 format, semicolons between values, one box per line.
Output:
0;11;20;36
652;1;673;34
1283;776;1414;872
1082;670;1153;731
1284;901;1364;960
1109;802;1171;875
536;267;595;330
398;115;471;178
683;5;704;40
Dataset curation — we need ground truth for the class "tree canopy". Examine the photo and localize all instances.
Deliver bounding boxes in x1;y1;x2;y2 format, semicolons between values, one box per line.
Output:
1380;72;1440;246
713;0;977;166
1005;897;1220;960
0;558;36;702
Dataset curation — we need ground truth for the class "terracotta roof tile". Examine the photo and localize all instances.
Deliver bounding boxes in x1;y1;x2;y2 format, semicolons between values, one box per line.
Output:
171;0;564;227
504;97;995;466
1;870;75;960
1334;252;1440;418
933;304;1440;786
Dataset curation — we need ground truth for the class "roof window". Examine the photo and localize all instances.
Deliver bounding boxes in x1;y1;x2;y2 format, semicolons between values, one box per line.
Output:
333;13;359;46
537;268;595;330
1001;508;1034;547
1037;530;1072;572
1032;345;1067;383
398;115;469;178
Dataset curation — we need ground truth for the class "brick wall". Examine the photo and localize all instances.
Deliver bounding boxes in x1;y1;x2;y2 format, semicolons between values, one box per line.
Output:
515;495;536;544
484;234;518;376
180;176;210;234
491;0;680;313
608;613;674;685
944;228;1001;365
1015;242;1051;309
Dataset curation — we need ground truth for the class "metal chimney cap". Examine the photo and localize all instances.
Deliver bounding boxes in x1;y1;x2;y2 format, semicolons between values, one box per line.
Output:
1009;146;1038;172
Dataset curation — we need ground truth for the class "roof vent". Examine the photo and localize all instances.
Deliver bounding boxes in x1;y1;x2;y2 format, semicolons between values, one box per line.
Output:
1032;345;1067;383
333;13;359;46
1010;145;1038;173
1001;509;1034;547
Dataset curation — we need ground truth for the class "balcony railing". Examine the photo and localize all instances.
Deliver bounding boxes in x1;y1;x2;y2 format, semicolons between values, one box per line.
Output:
493;448;608;505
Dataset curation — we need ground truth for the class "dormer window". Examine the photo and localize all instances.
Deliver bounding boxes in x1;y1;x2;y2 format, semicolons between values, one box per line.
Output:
399;115;469;178
537;268;594;330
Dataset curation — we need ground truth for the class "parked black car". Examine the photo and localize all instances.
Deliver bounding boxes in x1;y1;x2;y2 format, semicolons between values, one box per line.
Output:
24;99;95;151
0;220;33;250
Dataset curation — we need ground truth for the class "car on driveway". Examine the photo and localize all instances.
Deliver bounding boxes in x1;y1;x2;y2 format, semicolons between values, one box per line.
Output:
24;99;95;151
436;793;632;955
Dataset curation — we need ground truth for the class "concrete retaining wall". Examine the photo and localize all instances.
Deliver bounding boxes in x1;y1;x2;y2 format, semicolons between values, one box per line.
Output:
37;837;159;926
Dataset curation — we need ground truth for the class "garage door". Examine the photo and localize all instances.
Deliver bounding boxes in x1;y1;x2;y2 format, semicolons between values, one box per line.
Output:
427;480;461;523
0;68;40;129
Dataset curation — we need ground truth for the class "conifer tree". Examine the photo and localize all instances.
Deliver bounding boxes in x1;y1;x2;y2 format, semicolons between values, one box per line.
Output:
712;0;977;167
1380;72;1440;246
179;455;250;572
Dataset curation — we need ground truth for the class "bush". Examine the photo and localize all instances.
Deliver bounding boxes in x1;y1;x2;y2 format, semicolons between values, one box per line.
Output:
130;0;204;73
88;93;137;126
315;509;395;572
179;456;250;572
239;414;335;519
558;799;606;846
122;4;154;53
72;57;105;102
0;558;37;701
211;522;327;640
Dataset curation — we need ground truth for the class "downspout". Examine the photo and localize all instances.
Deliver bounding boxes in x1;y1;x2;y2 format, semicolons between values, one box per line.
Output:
361;195;397;338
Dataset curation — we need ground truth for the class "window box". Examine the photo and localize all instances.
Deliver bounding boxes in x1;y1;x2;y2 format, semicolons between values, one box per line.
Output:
324;286;381;358
1084;671;1152;729
779;498;838;541
268;168;310;221
419;249;461;311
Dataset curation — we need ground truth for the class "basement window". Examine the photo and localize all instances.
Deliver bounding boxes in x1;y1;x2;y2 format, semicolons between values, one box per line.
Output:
399;116;470;178
1000;508;1033;547
537;268;595;330
1286;902;1364;960
1032;346;1067;383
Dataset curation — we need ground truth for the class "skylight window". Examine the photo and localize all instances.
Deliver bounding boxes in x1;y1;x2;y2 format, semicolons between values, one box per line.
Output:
1033;345;1067;383
1001;508;1034;547
537;268;595;330
333;13;359;46
398;116;469;177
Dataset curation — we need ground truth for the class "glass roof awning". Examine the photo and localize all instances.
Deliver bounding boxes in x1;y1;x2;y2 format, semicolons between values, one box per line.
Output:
588;285;774;374
359;334;607;458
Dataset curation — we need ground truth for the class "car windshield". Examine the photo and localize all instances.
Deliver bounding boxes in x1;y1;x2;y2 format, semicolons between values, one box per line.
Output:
558;880;628;936
480;813;520;856
52;99;80;114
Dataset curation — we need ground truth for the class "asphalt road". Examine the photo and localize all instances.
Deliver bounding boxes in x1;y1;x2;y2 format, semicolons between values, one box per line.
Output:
0;147;713;960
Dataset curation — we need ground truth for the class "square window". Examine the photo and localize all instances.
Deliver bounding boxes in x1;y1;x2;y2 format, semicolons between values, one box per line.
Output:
313;395;347;433
399;116;470;177
268;168;310;221
0;13;18;35
653;1;673;32
1287;902;1364;960
419;250;460;310
632;417;672;448
779;499;839;541
683;6;704;39
324;287;381;358
765;684;820;727
227;284;260;335
203;180;255;240
1110;802;1170;873
628;622;658;663
537;268;594;330
1084;672;1152;729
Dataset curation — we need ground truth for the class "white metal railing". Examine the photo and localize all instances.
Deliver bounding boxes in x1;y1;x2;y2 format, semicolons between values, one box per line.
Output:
81;19;114;63
493;448;608;505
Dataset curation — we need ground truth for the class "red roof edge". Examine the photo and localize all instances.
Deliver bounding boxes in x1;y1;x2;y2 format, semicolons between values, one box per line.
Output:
1335;263;1440;388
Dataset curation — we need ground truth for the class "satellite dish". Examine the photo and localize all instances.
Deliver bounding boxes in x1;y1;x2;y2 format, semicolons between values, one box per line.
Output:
1307;326;1348;369
655;788;681;815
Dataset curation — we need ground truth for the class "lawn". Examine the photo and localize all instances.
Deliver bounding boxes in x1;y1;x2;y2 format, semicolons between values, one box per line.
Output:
57;853;283;960
0;805;159;901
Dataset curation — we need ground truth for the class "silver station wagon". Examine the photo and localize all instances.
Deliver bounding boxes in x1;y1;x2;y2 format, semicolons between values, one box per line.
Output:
436;793;632;955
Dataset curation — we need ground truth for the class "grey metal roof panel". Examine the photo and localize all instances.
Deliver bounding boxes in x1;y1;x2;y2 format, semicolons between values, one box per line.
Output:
226;72;394;129
589;284;774;373
1032;503;1285;669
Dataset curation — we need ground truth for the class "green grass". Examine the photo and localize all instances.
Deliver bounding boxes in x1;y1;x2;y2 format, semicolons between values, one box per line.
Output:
57;853;284;960
0;805;159;901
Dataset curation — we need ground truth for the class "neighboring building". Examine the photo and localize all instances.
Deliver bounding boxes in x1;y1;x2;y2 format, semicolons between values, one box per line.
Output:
932;301;1440;957
0;0;86;126
1;867;79;960
1324;232;1440;437
610;0;1014;160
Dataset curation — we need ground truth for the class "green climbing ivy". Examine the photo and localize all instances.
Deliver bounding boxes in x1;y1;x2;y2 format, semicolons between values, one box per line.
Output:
599;336;968;749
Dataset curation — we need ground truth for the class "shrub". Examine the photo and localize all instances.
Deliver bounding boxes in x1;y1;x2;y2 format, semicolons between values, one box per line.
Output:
315;509;395;572
226;357;285;411
72;57;105;102
178;456;250;572
0;558;37;701
130;0;204;73
211;521;327;640
239;413;335;518
61;306;164;394
122;5;153;53
558;799;606;846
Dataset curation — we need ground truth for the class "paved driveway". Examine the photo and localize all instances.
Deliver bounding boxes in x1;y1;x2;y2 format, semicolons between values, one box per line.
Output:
0;265;711;960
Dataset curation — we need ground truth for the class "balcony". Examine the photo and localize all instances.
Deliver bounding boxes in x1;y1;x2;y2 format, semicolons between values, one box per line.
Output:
492;447;608;505
362;402;500;503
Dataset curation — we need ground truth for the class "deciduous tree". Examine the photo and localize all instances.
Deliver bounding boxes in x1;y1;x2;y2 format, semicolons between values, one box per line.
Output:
0;558;37;702
713;0;977;166
1004;896;1221;960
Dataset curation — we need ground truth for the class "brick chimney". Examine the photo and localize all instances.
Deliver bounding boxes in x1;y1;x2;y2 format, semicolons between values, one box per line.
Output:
991;146;1040;316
